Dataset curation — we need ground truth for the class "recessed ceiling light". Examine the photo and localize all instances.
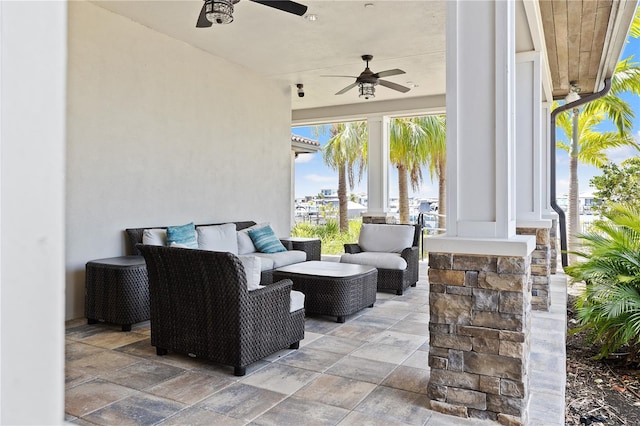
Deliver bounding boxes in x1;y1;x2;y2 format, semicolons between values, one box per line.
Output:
304;14;318;21
364;3;374;8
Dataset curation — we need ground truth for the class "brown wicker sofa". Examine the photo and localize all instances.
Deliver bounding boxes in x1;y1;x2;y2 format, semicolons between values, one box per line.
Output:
341;223;421;295
126;221;310;284
137;244;305;376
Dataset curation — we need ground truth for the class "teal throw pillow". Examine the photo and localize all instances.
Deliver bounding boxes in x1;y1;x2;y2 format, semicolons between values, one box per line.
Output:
166;222;198;249
248;225;287;253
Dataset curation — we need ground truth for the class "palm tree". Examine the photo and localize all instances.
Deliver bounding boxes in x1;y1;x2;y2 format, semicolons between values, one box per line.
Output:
322;122;368;231
555;105;638;263
423;115;447;231
390;116;446;226
556;56;640;263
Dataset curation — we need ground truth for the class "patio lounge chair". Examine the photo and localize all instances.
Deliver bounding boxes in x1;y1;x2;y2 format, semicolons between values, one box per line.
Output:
137;244;305;376
340;223;421;295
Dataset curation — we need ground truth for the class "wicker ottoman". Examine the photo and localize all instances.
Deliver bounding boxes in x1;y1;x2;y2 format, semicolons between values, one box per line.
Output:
85;256;149;331
273;261;377;323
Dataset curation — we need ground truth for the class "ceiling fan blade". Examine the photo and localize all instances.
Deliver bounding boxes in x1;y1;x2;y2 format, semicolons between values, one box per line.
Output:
335;83;358;95
250;0;308;16
321;75;358;79
378;79;411;93
196;3;213;27
375;69;406;78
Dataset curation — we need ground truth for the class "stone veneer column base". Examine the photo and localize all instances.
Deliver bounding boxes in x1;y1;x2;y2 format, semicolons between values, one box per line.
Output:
516;227;551;311
427;252;532;425
549;218;558;274
361;213;396;224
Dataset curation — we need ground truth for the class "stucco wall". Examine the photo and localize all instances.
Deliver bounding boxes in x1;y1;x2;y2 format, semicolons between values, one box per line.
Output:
1;1;67;422
66;2;292;319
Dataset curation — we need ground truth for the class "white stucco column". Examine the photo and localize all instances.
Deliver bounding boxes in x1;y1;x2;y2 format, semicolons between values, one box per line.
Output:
427;0;534;255
540;101;556;219
1;1;67;423
365;115;390;218
515;52;552;310
426;2;535;423
515;52;550;228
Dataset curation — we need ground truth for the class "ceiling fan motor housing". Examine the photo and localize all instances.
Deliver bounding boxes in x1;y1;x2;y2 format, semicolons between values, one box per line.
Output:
358;55;379;85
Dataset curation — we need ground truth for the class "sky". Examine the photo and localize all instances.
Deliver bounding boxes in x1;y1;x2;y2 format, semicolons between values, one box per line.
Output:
292;35;640;200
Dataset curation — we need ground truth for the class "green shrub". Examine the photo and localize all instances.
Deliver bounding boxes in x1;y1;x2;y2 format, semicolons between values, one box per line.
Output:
566;203;640;361
291;219;362;255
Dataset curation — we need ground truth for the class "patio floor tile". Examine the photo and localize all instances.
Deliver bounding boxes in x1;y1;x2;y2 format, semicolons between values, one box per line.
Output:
64;263;567;425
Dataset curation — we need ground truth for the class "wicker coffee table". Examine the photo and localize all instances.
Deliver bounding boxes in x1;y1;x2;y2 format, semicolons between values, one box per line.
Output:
273;261;377;323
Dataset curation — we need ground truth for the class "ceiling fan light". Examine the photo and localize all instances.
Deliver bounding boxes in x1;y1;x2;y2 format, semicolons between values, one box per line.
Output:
205;0;237;25
359;82;375;100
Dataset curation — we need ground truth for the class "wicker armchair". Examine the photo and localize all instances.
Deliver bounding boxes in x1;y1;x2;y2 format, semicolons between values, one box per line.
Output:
137;244;305;376
342;224;421;295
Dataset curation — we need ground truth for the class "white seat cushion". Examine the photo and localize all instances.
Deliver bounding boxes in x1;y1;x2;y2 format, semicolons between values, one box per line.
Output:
358;223;414;253
340;252;408;270
255;287;305;313
253;250;307;268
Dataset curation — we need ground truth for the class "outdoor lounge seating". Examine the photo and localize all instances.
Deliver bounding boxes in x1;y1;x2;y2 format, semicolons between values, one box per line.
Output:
126;221;313;284
137;244;305;376
340;223;421;295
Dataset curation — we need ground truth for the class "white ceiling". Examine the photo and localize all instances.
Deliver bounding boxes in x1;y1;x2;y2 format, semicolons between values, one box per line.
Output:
94;0;448;113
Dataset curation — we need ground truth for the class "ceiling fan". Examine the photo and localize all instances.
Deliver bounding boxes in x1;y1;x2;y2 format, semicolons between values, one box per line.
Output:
323;55;411;99
196;0;308;27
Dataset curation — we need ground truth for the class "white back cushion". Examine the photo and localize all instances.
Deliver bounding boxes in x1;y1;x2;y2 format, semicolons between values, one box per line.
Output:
237;223;268;254
197;223;238;254
358;224;415;253
142;228;167;246
239;255;261;291
289;290;305;312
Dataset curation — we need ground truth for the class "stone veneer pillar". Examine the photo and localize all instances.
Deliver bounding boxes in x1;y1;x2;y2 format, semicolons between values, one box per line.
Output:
427;252;532;425
516;227;551;311
549;218;558;274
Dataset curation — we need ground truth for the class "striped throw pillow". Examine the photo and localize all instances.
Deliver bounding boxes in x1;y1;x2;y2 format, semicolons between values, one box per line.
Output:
248;225;286;253
166;222;198;249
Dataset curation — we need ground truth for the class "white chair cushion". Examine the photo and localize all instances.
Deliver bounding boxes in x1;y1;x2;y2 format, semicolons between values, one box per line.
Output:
253;250;307;268
239;254;273;272
340;252;408;270
170;242;191;249
254;287;305;313
289;290;305;312
239;255;261;291
142;228;167;246
358;223;414;253
197;223;238;254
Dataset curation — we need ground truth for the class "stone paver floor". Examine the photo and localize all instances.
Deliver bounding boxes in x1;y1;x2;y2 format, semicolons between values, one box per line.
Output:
65;261;567;425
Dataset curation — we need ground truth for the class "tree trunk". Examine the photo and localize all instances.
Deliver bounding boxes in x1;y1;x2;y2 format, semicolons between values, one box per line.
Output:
437;160;446;232
398;164;409;224
338;164;348;232
567;108;581;265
